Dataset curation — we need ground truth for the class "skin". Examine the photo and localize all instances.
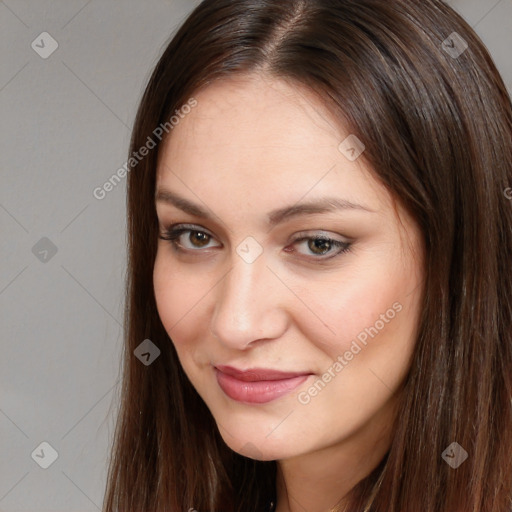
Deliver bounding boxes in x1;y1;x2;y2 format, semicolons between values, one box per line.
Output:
153;73;425;512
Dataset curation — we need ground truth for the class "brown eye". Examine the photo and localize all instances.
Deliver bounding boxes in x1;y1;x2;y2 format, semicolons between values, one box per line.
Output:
288;233;352;260
307;238;332;255
188;230;211;247
159;224;221;252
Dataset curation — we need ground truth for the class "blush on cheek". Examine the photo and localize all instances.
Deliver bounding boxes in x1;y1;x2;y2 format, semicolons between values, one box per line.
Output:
153;277;185;339
153;277;209;356
326;300;406;363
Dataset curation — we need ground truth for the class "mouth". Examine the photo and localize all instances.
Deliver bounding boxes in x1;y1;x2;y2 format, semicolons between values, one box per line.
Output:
213;364;313;404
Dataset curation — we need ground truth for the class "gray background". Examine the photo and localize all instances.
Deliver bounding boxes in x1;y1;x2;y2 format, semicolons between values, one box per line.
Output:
0;1;510;511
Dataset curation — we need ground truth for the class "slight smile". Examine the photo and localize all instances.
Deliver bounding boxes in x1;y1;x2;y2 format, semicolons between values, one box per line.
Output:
213;364;314;404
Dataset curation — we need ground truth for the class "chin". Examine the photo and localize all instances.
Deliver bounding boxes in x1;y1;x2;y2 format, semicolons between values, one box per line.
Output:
214;420;306;461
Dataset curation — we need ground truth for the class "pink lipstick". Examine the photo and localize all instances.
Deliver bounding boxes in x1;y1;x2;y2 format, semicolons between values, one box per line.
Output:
214;365;312;404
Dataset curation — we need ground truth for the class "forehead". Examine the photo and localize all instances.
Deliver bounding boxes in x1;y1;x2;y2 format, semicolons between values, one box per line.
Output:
155;73;391;215
159;74;341;158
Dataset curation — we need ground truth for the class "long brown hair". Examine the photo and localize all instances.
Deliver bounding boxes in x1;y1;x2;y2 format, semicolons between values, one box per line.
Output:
102;1;512;510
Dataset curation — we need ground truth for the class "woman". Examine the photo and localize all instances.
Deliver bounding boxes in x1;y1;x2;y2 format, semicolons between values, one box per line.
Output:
102;1;512;511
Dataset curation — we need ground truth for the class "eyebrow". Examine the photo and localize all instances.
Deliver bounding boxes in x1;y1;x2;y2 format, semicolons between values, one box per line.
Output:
155;188;377;226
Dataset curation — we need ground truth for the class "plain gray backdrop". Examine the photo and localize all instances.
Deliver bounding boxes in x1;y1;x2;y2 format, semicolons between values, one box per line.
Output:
1;1;511;511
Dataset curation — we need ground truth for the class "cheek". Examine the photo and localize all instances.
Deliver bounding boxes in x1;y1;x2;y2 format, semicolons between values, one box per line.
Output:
152;254;209;354
298;254;421;366
291;265;421;436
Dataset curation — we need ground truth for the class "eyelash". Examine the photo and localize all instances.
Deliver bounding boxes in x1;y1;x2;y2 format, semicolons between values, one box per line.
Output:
158;223;352;261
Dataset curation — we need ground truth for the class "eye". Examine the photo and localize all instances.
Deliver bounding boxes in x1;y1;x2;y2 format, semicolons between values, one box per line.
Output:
286;233;351;260
159;224;352;261
159;224;221;251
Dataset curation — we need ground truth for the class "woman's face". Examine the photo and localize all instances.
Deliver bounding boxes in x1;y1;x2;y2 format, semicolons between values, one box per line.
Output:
153;74;424;461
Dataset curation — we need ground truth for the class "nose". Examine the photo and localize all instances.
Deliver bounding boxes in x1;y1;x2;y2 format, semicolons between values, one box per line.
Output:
209;248;289;350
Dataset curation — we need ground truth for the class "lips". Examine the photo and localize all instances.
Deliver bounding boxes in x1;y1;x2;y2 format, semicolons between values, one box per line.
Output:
214;364;313;404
